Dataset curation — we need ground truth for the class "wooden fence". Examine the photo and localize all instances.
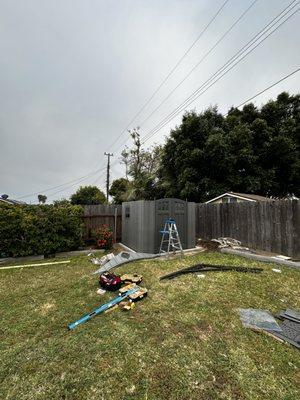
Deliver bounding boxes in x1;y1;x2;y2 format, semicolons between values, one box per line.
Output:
82;205;122;242
196;200;300;258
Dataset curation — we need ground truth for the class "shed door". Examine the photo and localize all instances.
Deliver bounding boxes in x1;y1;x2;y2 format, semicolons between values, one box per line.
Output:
155;198;187;251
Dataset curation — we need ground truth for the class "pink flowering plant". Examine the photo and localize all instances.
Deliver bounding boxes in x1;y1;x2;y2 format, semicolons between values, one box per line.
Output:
92;224;113;250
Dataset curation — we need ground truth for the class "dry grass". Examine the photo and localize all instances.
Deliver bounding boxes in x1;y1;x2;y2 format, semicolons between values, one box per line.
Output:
0;251;299;400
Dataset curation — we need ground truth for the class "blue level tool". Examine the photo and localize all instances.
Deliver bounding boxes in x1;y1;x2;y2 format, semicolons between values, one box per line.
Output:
68;287;139;330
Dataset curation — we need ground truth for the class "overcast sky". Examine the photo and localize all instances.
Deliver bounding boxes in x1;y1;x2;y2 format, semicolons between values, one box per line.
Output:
0;0;299;203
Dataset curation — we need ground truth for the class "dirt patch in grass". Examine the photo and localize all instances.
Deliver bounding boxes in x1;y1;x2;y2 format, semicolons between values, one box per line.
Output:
193;320;214;341
39;302;56;315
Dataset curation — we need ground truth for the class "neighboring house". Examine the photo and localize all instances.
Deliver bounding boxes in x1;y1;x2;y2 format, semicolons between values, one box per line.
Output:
205;192;271;204
0;195;26;205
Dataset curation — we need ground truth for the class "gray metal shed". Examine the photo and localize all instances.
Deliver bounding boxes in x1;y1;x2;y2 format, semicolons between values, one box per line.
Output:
122;198;196;253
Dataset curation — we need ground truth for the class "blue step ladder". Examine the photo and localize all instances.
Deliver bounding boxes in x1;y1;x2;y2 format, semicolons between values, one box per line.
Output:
159;219;183;257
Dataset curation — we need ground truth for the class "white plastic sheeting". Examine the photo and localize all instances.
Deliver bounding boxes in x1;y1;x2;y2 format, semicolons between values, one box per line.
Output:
92;252;159;275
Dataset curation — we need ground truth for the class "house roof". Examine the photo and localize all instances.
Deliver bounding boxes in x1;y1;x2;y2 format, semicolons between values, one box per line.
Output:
0;198;26;205
206;192;271;204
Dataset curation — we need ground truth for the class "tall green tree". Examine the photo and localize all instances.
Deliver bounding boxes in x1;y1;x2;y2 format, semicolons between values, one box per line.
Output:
70;186;106;205
120;128;163;200
38;194;47;204
109;178;131;204
159;92;300;201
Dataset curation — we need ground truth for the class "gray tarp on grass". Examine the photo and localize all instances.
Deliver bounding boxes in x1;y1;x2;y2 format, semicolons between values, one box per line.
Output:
238;308;300;349
238;309;282;332
93;252;159;275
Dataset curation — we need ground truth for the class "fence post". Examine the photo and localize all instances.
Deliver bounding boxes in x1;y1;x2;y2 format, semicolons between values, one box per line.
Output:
114;207;117;243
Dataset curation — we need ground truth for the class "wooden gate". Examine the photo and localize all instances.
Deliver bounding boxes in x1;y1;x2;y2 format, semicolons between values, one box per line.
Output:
155;198;187;251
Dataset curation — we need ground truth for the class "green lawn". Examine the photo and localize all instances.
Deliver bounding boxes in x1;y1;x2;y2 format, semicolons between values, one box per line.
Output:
0;251;299;400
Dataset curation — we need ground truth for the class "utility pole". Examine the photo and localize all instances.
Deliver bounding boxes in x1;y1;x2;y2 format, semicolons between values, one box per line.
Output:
104;152;113;202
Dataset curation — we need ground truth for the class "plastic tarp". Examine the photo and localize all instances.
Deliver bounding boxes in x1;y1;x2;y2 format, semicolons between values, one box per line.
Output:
238;309;282;332
239;308;300;349
92;252;159;275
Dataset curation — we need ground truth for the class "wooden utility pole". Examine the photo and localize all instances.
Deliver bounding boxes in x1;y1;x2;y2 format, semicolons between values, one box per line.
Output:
104;152;113;202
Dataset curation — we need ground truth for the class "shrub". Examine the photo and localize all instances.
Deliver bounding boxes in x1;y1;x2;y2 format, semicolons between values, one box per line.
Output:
92;224;113;250
0;203;84;257
70;186;106;205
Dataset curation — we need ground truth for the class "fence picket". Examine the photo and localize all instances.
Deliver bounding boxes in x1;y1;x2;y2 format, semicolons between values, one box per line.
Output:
196;200;299;258
82;205;122;242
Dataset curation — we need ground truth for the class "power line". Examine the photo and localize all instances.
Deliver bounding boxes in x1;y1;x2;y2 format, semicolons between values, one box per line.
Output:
16;1;229;201
38;168;108;198
139;0;259;128
112;0;298;151
67;0;298;190
16;0;237;200
80;67;300;192
82;4;300;187
90;159;119;186
28;157;115;201
17;166;107;199
70;69;300;193
226;67;300;113
15;1;299;200
142;0;299;143
141;0;299;144
104;0;230;153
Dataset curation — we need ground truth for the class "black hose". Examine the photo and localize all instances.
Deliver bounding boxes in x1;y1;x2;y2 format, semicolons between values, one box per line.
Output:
160;263;263;280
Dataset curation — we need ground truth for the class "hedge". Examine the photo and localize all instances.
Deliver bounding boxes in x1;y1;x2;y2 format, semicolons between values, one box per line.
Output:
0;203;84;258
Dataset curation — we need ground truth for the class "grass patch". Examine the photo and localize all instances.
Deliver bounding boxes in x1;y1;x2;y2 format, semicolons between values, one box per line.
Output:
0;252;299;399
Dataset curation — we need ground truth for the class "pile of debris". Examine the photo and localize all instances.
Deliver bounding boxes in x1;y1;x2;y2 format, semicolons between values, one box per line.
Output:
197;237;251;252
67;253;150;330
99;272;143;291
68;270;147;330
90;251;158;275
68;228;298;352
211;237;250;251
68;279;147;330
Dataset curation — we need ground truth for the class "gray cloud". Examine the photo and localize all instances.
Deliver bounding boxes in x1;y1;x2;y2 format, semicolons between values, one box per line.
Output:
0;0;299;202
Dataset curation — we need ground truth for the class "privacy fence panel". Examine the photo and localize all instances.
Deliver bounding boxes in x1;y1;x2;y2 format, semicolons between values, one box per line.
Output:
83;205;122;241
196;200;300;258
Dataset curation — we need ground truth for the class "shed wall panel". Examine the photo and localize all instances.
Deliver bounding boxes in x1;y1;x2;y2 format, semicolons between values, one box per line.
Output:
187;203;196;249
